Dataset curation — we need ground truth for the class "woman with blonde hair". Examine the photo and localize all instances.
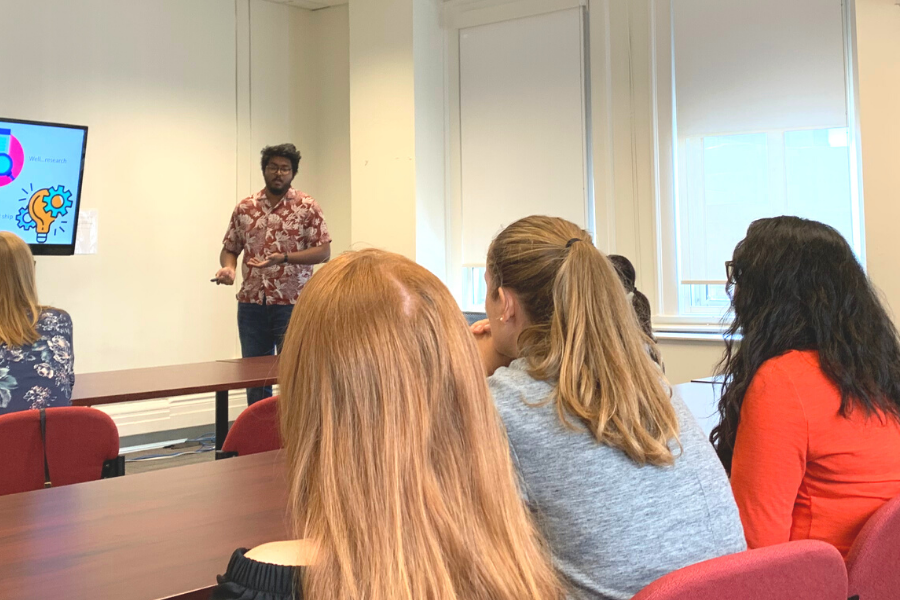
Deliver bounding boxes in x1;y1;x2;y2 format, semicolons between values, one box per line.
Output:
473;216;745;599
0;232;74;413
212;249;563;600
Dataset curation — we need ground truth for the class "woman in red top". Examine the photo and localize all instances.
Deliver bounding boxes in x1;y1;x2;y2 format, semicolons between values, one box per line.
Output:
711;216;900;558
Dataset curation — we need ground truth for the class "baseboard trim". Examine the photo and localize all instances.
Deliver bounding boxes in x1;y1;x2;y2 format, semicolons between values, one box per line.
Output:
94;391;250;438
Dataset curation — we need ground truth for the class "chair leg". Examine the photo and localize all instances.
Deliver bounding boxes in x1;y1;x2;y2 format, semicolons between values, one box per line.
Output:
101;455;126;478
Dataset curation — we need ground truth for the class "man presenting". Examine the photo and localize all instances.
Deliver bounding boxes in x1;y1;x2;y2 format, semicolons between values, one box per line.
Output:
215;143;330;404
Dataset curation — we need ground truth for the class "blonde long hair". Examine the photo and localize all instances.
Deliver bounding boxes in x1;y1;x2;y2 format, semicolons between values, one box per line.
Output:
487;216;679;467
278;249;562;600
0;232;43;347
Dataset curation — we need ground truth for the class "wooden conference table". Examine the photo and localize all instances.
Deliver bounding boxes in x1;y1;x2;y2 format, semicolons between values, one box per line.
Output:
0;382;722;599
0;450;288;600
70;355;279;450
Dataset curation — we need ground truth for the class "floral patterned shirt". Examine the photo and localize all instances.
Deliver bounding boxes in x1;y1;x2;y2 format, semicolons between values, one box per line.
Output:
0;309;75;414
223;187;331;305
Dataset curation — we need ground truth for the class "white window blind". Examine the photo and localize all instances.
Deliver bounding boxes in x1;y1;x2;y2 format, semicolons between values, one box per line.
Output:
674;0;847;136
459;7;590;267
672;0;856;287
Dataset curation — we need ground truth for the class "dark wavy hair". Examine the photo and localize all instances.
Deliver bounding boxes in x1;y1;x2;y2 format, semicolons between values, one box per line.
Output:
608;255;661;367
711;216;900;472
260;143;301;174
608;255;654;341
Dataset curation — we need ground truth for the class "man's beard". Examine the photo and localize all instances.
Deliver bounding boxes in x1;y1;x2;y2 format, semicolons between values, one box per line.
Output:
267;182;289;195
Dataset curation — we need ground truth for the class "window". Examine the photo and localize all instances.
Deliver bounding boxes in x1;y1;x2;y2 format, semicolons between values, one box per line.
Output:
655;0;863;323
679;127;855;315
448;2;593;310
462;266;488;311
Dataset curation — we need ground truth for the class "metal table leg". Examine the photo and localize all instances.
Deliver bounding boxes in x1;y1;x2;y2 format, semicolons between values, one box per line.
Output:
215;389;229;458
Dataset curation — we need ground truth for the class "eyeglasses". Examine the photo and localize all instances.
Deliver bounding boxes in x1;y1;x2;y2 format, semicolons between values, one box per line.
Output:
264;165;293;175
725;260;736;283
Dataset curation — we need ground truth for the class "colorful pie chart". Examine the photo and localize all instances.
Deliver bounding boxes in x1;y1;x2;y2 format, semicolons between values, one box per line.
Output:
0;130;25;187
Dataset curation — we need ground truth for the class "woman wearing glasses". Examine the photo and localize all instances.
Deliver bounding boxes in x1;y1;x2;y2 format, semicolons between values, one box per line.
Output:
713;216;900;558
213;143;331;405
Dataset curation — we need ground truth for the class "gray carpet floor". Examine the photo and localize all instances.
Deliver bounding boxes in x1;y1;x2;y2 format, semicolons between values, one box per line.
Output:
124;441;216;475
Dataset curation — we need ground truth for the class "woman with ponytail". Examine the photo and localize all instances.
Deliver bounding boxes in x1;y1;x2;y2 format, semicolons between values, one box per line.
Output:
473;216;745;600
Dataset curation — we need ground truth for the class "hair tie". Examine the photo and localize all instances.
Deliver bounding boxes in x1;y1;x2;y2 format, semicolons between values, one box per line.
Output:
566;238;582;248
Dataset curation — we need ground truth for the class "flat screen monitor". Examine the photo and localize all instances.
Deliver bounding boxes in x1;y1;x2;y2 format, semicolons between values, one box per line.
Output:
0;118;88;255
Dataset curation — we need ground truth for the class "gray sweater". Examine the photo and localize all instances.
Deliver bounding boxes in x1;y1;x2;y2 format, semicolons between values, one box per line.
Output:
489;360;746;600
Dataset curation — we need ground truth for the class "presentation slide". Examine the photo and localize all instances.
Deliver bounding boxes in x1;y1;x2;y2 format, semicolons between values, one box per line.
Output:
0;119;87;253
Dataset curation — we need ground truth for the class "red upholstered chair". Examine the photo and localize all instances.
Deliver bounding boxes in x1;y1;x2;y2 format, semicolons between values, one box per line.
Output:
220;395;282;457
847;494;900;600
0;407;123;497
632;540;848;600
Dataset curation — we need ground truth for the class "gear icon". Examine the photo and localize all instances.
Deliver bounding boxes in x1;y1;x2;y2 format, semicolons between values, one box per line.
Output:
16;206;36;230
43;185;73;218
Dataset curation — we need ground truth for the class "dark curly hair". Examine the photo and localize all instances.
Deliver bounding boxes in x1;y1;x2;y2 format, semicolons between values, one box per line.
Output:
711;216;900;473
260;143;301;174
608;254;661;368
608;255;654;341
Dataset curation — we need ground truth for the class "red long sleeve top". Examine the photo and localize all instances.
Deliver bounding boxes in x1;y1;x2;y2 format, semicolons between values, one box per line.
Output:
731;350;900;558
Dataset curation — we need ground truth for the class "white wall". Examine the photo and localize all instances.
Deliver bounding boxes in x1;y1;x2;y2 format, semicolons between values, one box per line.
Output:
856;0;900;318
2;0;239;375
414;0;448;280
302;5;352;256
657;338;725;385
349;0;418;258
348;0;447;269
1;0;351;437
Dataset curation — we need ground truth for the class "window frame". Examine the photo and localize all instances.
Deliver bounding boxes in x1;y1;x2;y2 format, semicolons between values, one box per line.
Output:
444;0;595;310
443;0;865;334
649;0;866;331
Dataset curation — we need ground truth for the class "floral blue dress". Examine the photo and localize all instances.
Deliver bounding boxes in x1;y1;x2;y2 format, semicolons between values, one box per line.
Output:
0;309;74;414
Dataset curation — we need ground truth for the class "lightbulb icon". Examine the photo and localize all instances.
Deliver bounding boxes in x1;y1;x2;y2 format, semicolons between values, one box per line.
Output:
30;189;56;243
16;185;74;243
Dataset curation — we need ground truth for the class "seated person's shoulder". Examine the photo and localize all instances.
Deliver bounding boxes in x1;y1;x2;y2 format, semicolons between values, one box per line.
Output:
767;348;818;368
489;360;536;389
245;540;314;567
211;541;312;600
754;350;819;387
37;308;73;332
487;365;528;407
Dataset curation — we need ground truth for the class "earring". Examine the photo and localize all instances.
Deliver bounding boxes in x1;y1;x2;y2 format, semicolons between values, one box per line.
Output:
500;317;504;322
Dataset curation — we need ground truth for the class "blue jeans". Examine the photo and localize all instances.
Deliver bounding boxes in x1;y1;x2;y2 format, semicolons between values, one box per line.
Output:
237;301;294;405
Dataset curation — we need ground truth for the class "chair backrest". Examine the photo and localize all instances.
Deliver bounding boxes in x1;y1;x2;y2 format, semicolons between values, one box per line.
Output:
221;395;281;457
632;540;848;600
847;494;900;600
0;407;121;496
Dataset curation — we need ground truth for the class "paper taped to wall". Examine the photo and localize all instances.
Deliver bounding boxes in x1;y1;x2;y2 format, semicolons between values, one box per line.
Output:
75;208;97;254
